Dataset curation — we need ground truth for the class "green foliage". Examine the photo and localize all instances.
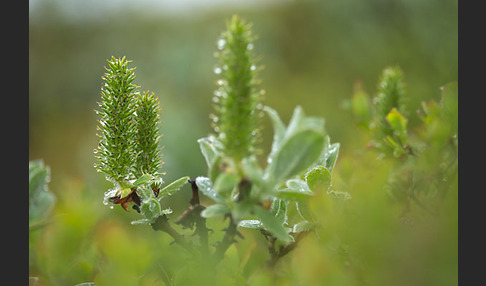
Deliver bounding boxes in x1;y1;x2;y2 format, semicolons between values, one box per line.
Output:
29;1;458;284
30;10;457;286
195;18;345;250
95;56;188;223
29;159;56;230
348;66;458;216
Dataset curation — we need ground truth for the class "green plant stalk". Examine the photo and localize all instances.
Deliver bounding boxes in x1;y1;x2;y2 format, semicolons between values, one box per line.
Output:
211;15;263;164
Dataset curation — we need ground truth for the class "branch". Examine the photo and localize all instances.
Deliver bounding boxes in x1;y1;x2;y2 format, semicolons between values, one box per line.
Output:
151;215;194;253
266;230;311;267
212;215;238;264
189;179;209;256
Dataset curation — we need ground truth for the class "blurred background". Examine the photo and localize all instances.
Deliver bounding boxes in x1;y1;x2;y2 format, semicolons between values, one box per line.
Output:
29;0;458;285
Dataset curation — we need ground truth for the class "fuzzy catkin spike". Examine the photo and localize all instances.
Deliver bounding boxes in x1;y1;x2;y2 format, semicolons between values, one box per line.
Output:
95;56;138;182
134;90;164;178
374;66;406;137
211;15;263;163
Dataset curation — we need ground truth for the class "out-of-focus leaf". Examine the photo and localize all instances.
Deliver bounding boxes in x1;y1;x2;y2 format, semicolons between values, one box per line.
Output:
197;135;223;168
29;159;56;228
200;203;229;218
386;108;408;144
296;200;316;223
318;136;340;173
292;220;313;233
305;166;331;193
267;129;325;185
195;176;225;204
351;81;372;124
238;219;263;229
264;106;286;157
270;198;288;225
253;205;293;244
213;172;239;198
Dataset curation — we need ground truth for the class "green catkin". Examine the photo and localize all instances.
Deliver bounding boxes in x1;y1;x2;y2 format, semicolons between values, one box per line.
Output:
374;66;406;138
134;90;163;178
211;15;263;163
95;56;138;183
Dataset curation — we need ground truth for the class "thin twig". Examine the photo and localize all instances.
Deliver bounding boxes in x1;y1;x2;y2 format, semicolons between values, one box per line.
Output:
151;215;194;252
267;230;311;267
212;215;238;263
188;179;210;256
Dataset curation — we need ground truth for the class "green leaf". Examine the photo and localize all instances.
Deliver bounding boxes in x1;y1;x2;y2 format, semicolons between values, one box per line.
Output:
197;136;223;168
285;106;306;136
231;200;254;221
327;190;352;201
159;176;190;197
267;129;325;185
264;106;286;156
195;176;225;204
29;160;55;227
270;198;288;225
386;108;408;143
318;136;340;173
132;174;153;187
276;188;314;200
253;205;293;244
305;166;331;193
292;220;313;233
120;187;132;199
351;82;372;123
276;179;313;200
201;204;229;218
238;219;263;229
140;198;162;223
296;200;316;223
213;172;240;198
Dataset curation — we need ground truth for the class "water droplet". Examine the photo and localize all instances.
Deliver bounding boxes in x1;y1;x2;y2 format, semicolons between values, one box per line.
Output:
247;43;254;50
109;205;114;209
217;79;224;86
93;149;98;154
250;65;256;71
212;97;220;103
217;38;226;50
214;67;222;75
103;188;119;206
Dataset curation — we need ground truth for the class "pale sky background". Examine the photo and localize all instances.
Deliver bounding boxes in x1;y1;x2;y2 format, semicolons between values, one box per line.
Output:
29;0;291;22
